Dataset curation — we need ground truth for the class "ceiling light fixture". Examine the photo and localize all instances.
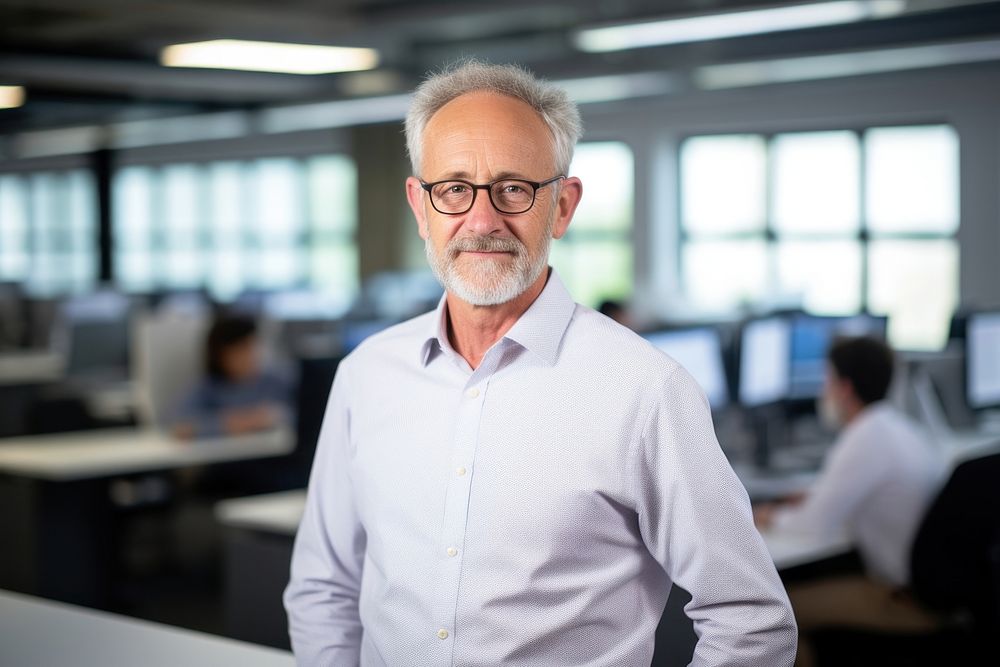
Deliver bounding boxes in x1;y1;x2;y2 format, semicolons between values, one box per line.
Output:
574;0;906;53
0;85;26;109
694;37;1000;88
552;72;676;104
161;39;379;75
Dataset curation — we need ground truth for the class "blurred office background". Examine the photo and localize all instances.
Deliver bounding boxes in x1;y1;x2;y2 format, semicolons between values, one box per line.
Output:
1;1;1000;665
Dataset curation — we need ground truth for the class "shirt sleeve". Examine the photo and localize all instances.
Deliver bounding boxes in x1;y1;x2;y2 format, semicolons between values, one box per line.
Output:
283;362;367;666
772;420;887;536
634;366;797;667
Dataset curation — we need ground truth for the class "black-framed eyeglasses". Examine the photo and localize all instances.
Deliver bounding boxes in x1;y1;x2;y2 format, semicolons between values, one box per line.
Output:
420;175;565;215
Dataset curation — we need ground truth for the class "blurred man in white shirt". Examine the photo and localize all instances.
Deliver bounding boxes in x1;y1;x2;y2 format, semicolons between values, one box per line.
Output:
756;336;945;667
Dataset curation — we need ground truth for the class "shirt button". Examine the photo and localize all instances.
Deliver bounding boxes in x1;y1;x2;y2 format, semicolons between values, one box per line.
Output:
446;547;458;557
465;387;480;399
456;466;467;476
437;628;449;640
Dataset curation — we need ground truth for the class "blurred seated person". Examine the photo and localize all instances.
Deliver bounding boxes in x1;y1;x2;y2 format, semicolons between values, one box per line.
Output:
170;315;291;440
755;336;946;667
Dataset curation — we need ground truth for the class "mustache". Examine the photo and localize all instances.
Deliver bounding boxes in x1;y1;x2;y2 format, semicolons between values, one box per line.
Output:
447;235;524;256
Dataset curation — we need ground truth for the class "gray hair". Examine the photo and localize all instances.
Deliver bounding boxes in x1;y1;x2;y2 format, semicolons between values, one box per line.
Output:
404;60;583;177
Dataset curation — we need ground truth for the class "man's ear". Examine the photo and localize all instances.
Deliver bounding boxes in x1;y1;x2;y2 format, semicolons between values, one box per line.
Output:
552;176;582;240
406;176;430;240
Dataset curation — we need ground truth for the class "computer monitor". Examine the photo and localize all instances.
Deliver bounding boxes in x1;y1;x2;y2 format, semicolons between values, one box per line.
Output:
59;291;132;379
738;316;791;408
644;327;729;410
966;311;1000;410
788;313;888;400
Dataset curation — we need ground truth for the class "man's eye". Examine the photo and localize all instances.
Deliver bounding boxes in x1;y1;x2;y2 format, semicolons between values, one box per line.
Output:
501;184;526;194
448;184;469;194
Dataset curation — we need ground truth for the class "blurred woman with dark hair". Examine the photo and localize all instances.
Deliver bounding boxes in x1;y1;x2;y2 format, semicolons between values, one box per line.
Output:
170;315;291;440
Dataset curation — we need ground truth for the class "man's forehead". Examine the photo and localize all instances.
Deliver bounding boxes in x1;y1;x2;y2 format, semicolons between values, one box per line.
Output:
420;91;555;175
429;90;542;125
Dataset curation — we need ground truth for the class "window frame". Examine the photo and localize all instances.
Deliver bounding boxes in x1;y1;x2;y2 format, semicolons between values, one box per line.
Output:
676;121;960;320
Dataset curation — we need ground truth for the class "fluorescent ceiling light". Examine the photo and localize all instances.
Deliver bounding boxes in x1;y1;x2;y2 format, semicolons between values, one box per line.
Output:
161;39;378;75
695;38;1000;88
553;72;676;104
0;85;25;109
575;0;906;53
260;94;412;134
12;126;101;158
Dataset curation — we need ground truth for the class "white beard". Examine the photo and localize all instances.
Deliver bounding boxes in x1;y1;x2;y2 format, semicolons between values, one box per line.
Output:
424;210;554;307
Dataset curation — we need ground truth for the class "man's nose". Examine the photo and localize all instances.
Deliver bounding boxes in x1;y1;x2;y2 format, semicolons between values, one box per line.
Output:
462;189;505;236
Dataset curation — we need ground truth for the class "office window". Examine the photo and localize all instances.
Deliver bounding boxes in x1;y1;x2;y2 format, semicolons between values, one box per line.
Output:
679;125;958;350
162;164;204;288
0;175;30;280
113;154;358;302
866;126;959;235
550;142;634;307
865;126;959;350
307;155;358;296
681;135;766;235
0;169;97;295
772;131;859;235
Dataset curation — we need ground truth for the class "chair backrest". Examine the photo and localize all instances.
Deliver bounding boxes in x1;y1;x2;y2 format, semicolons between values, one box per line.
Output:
910;449;1000;632
131;310;208;428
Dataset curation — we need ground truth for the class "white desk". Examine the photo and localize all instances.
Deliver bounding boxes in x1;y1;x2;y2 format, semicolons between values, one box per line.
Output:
733;464;818;503
940;429;1000;465
0;350;64;385
0;427;295;606
0;426;294;481
0;589;294;667
216;488;306;536
762;530;853;571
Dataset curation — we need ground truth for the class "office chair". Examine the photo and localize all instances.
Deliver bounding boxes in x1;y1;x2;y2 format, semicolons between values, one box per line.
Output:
813;450;1000;666
909;450;1000;647
131;309;208;428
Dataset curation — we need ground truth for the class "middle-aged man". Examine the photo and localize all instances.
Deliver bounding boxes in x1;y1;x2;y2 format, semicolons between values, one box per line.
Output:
284;60;797;666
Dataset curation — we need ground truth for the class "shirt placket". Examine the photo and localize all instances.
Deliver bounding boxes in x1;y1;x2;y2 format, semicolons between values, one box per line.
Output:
432;346;504;663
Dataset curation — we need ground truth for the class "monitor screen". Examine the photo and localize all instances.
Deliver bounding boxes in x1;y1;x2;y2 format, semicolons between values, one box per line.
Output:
61;291;132;378
644;328;729;410
739;317;791;407
967;312;1000;409
788;314;888;399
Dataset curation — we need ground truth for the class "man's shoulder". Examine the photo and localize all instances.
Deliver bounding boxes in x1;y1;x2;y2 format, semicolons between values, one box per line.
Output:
565;305;685;382
340;310;437;369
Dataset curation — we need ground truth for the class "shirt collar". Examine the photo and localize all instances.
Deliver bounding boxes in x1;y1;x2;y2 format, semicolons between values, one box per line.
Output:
419;268;576;367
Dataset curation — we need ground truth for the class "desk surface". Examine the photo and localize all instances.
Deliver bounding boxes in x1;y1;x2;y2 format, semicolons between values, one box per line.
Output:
941;429;1000;464
0;350;63;386
0;589;294;667
733;464;818;503
762;530;852;571
0;427;294;481
216;489;306;535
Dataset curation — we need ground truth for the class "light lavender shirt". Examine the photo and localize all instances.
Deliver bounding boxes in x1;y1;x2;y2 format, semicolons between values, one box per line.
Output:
284;270;796;666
